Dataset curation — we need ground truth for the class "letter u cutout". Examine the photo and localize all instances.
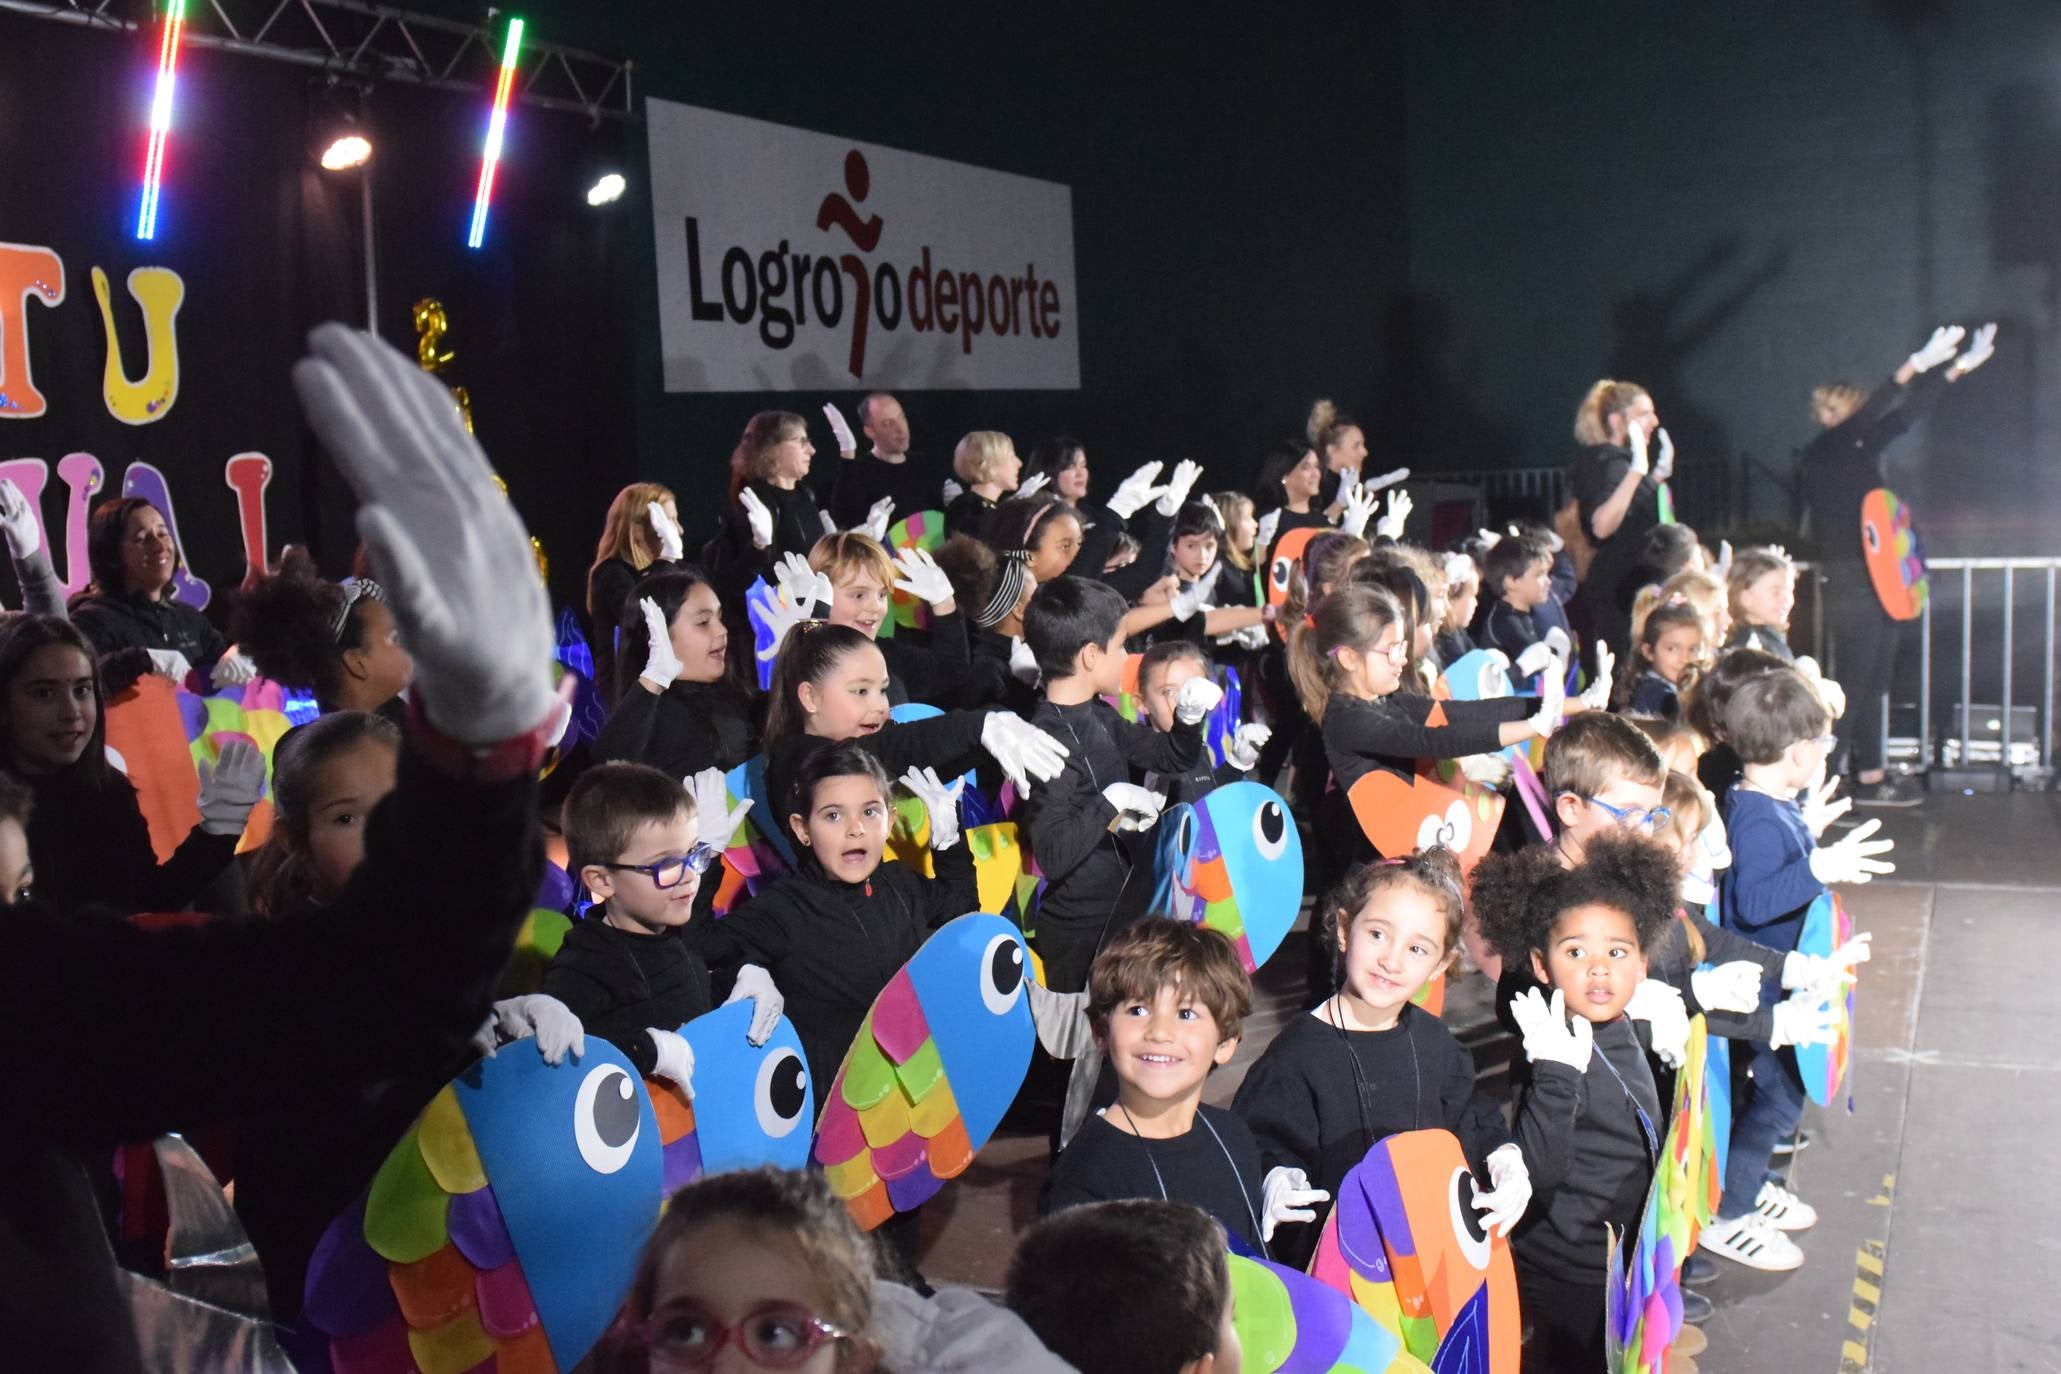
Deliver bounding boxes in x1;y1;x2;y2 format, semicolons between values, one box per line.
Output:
93;265;184;426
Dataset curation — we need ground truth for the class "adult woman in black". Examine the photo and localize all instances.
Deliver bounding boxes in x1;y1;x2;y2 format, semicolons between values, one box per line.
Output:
1565;380;1671;668
1799;323;1995;806
69;496;255;693
701;411;833;597
585;482;681;702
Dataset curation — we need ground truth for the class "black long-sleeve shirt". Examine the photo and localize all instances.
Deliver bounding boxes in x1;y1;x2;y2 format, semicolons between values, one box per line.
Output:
595;679;758;781
70;588;229;695
1799;371;1948;571
879;610;973;708
1019;698;1203;931
829;453;943;533
23;765;238;914
543;918;717;1075
1320;691;1533;792
1043;1105;1267;1254
1567;443;1664;656
700;843;976;1094
763;710;988;834
1643;909;1784;1043
2;739;540;1372
587;555;678;703
1231;1006;1510;1266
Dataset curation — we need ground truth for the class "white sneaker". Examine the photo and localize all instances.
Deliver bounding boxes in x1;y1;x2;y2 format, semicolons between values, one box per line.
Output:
1700;1213;1804;1271
1754;1180;1818;1231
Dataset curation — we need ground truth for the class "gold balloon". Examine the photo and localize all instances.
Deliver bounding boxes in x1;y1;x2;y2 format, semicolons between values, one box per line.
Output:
412;301;545;585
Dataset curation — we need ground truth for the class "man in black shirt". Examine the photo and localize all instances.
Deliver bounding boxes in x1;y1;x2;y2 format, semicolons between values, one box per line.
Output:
828;392;946;531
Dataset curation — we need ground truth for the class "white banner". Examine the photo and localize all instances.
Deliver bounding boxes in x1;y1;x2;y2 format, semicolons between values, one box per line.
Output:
647;99;1080;393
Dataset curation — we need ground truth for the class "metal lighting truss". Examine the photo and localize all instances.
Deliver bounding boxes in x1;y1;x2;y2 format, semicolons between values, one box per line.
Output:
0;0;635;122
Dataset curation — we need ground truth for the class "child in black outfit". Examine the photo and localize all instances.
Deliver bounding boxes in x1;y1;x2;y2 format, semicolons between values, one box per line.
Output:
1477;533;1556;679
1622;596;1705;719
1132;639;1269;806
1042;921;1269;1255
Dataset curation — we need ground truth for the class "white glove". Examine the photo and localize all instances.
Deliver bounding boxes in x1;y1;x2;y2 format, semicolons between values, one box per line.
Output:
1154;458;1204;518
147;648;194;682
891;547;954;608
1770;993;1841;1049
1809;818;1896;885
980;712;1070;791
1175;674;1224;725
1104;461;1167;522
1103;782;1167;833
901;765;966;851
647;1027;696;1096
1229;623;1270;651
1337;481;1379;539
1527;661;1565;739
1714;539;1734;579
1690;961;1765;1016
1650;428;1676;484
1254;507;1282;555
1364;466;1410;494
1514;641;1557;679
740;488;775;549
647;501;684;562
1471;1144;1532;1238
1907;324;1966;374
1625;978;1691;1068
0;478;39;559
291;324;554;745
1578;640;1615;711
1169;568;1215;623
1224;722;1272;772
1457;752;1515;789
1783;932;1871;990
859;496;896;544
1476;526;1504;549
1795;656;1846;719
940;477;964;504
209;648;258;688
196;737;266;836
688;765;753;849
1334;465;1361;498
1009;636;1041;686
1261;1166;1330;1243
723;964;784;1046
1800;772;1852;839
1510;987;1594;1072
1627;418;1651;476
472;994;586;1065
756;591;809;668
638;597;684;689
1950;321;1997;378
1375;488;1413;542
776;551;834;617
1015;470;1051;500
823;402;858;456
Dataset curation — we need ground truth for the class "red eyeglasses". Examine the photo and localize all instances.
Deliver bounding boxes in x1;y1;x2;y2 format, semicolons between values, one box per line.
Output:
639;1300;852;1370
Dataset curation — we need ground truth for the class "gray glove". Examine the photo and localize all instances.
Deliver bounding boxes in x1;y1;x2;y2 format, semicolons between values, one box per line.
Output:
196;738;266;836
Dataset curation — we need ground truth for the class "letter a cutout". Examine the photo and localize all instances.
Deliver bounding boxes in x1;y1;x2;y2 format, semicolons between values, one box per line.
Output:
93;265;184;426
0;244;65;420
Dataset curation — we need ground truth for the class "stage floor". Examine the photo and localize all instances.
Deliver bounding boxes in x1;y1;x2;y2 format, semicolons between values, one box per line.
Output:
911;787;2061;1371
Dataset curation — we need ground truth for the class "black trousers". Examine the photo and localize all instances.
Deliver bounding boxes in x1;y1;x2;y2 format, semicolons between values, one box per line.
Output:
1517;1261;1606;1372
1824;571;1900;775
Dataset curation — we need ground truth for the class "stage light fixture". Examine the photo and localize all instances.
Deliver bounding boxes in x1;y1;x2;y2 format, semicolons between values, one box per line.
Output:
466;15;525;249
320;132;373;171
586;172;626;206
136;0;190;240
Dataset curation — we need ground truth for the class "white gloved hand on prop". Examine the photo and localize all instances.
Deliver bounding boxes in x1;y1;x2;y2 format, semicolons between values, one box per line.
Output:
647;1027;697;1096
739;488;775;550
1015;470;1051;500
1949;321;1998;379
688;766;752;849
1337;481;1379;539
1691;961;1765;1016
1510;987;1594;1072
901;765;967;851
892;547;954;608
1155;458;1205;518
1169;568;1216;623
637;597;684;690
723;964;785;1047
1801;772;1852;839
1102;782;1167;833
1261;1166;1330;1243
1770;992;1841;1049
1009;636;1041;687
1471;1144;1533;1237
1783;932;1871;990
147;648;194;683
196;737;266;837
0;478;39;560
1907;324;1966;375
1375;488;1414;542
1104;461;1168;522
1514;642;1557;679
1625;977;1691;1068
1458;752;1515;789
981;712;1070;792
1579;640;1616;711
1175;674;1224;725
1224;722;1272;772
210;648;258;688
291;324;556;745
647;501;685;562
473;994;586;1065
822;402;858;457
1651;428;1676;484
859;496;896;544
1809;818;1896;885
776;551;834;618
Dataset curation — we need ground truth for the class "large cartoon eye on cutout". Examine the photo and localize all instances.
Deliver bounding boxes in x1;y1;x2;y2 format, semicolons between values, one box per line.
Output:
980;932;1026;1015
1862;520;1881;555
1446;1165;1493;1272
1175;809;1197;858
1252;799;1290;860
1270;557;1293;594
1415;800;1472;852
1477;660;1509;699
755;1048;810;1138
573;1064;641;1174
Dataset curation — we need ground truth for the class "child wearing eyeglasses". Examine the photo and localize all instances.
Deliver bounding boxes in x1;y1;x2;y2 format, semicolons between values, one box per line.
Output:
545;763;784;1096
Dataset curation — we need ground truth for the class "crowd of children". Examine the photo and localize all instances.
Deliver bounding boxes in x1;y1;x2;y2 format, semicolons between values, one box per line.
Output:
8;332;1967;1372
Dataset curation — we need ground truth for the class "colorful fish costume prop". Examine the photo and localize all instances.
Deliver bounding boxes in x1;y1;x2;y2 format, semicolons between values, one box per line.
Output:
1860;487;1928;620
812;912;1036;1230
881;508;947;635
1149;781;1301;973
497;863;576;996
1230;1252;1429;1374
710;753;796;916
1438;649;1551;841
1347;752;1502;875
305;1006;816;1372
103;674;297;858
1266;525;1325;640
1794;891;1857;1106
1309;1129;1521;1374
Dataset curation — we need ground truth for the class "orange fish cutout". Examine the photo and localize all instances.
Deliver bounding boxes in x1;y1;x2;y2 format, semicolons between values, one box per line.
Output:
1265;526;1325;641
1347;760;1503;874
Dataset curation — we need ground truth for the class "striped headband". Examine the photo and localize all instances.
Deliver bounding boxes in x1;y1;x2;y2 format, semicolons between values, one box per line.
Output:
332;578;385;641
974;551;1032;629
